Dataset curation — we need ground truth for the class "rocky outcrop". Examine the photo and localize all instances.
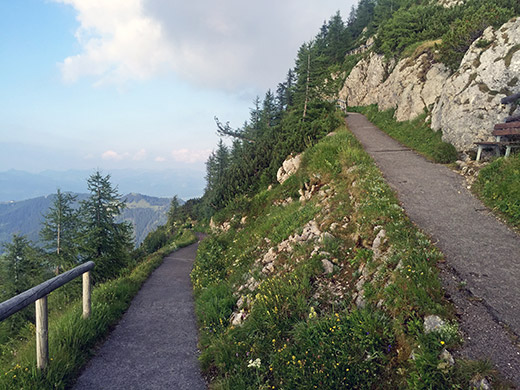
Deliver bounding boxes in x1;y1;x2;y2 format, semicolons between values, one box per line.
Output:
340;17;520;151
431;18;520;150
339;50;450;122
276;153;302;184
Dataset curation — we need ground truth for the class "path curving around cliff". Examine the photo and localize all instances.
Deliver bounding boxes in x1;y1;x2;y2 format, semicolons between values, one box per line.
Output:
73;241;206;390
345;112;520;386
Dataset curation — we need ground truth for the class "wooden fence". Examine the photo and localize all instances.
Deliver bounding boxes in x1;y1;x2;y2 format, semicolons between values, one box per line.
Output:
0;261;94;370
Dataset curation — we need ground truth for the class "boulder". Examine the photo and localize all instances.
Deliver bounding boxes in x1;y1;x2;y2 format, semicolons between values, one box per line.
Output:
424;315;446;333
322;259;334;274
277;153;302;184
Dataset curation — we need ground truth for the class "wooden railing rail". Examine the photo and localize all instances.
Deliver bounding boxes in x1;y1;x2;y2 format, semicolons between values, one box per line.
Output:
0;261;94;370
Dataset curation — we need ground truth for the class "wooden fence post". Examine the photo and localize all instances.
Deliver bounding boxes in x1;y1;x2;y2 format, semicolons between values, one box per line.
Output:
82;271;91;319
35;296;49;371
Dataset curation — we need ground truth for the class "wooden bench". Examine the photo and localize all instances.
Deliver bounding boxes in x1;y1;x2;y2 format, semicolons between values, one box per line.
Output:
475;121;520;161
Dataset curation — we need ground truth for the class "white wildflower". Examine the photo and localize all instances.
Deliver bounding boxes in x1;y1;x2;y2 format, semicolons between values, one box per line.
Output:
247;358;261;368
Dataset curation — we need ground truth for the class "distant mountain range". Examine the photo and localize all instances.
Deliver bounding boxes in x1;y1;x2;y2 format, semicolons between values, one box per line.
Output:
0;193;173;252
0;169;205;202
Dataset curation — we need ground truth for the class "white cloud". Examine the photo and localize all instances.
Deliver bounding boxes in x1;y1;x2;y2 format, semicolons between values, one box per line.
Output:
102;150;128;160
54;0;174;85
155;156;166;162
54;0;351;90
171;148;211;164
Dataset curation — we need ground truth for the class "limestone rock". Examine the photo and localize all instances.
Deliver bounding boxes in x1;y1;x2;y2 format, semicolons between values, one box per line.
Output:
230;309;248;326
339;52;449;123
355;291;367;308
431;18;520;150
424;315;446;333
277;153;302;184
262;248;277;264
320;232;335;243
470;377;491;390
372;229;387;259
340;17;520;152
439;348;455;366
322;259;334;274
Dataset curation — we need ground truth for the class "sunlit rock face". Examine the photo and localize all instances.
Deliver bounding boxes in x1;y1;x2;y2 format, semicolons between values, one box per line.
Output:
339;17;520;151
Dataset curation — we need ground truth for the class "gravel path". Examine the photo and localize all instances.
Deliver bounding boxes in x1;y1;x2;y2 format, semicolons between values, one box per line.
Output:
345;112;520;385
73;242;206;390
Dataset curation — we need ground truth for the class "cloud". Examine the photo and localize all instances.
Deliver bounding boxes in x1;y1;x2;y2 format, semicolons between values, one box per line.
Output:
54;0;350;90
171;148;211;164
102;150;128;160
55;0;174;85
155;156;166;162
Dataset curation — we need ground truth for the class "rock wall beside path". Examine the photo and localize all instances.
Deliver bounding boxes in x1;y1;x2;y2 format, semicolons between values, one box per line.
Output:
339;17;520;151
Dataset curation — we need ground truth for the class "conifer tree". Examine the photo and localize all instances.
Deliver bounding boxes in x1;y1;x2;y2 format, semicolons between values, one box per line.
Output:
79;171;133;282
0;235;42;298
40;189;79;274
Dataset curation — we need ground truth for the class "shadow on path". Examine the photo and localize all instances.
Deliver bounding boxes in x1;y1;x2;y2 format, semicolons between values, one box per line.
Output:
74;242;206;390
346;112;520;385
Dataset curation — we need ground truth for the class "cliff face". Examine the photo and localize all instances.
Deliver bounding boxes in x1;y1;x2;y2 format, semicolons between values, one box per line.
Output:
339;17;520;151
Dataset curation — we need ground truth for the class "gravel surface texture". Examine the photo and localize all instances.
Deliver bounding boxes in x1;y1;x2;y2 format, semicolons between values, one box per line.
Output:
346;112;520;385
73;241;206;390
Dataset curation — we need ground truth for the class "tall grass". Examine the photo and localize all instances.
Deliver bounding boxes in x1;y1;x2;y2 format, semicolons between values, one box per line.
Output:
0;229;196;389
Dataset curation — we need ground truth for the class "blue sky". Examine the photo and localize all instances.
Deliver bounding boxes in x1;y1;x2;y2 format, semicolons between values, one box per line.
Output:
0;0;353;177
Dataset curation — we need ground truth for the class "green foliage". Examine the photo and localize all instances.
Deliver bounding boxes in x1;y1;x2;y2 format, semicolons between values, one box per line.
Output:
0;236;48;341
439;2;516;70
474;154;520;228
141;225;169;255
271;309;394;389
375;4;450;57
351;105;458;163
40;189;80;274
79;171;133;283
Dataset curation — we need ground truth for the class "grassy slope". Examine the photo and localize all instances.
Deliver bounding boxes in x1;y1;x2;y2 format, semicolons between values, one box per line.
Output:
0;229;196;389
192;125;496;389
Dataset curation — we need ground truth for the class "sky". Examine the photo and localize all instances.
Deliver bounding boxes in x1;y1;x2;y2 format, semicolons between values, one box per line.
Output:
0;0;354;180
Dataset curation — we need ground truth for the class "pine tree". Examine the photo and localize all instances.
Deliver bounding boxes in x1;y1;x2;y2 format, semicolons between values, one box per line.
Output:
0;235;43;298
0;235;46;337
40;189;79;274
79;171;133;282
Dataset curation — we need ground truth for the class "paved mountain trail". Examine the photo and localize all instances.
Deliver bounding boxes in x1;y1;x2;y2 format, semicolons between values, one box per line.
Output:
73;241;206;390
345;112;520;385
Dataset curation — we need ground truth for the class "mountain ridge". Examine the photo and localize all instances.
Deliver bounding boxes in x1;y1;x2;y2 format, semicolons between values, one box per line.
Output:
0;192;173;251
0;168;204;202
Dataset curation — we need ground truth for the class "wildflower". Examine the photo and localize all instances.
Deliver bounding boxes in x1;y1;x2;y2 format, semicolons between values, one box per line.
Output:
309;307;317;319
440;340;445;345
247;358;261;368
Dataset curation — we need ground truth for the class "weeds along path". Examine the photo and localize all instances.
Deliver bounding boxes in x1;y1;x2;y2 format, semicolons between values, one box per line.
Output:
73;241;206;390
346;112;520;384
